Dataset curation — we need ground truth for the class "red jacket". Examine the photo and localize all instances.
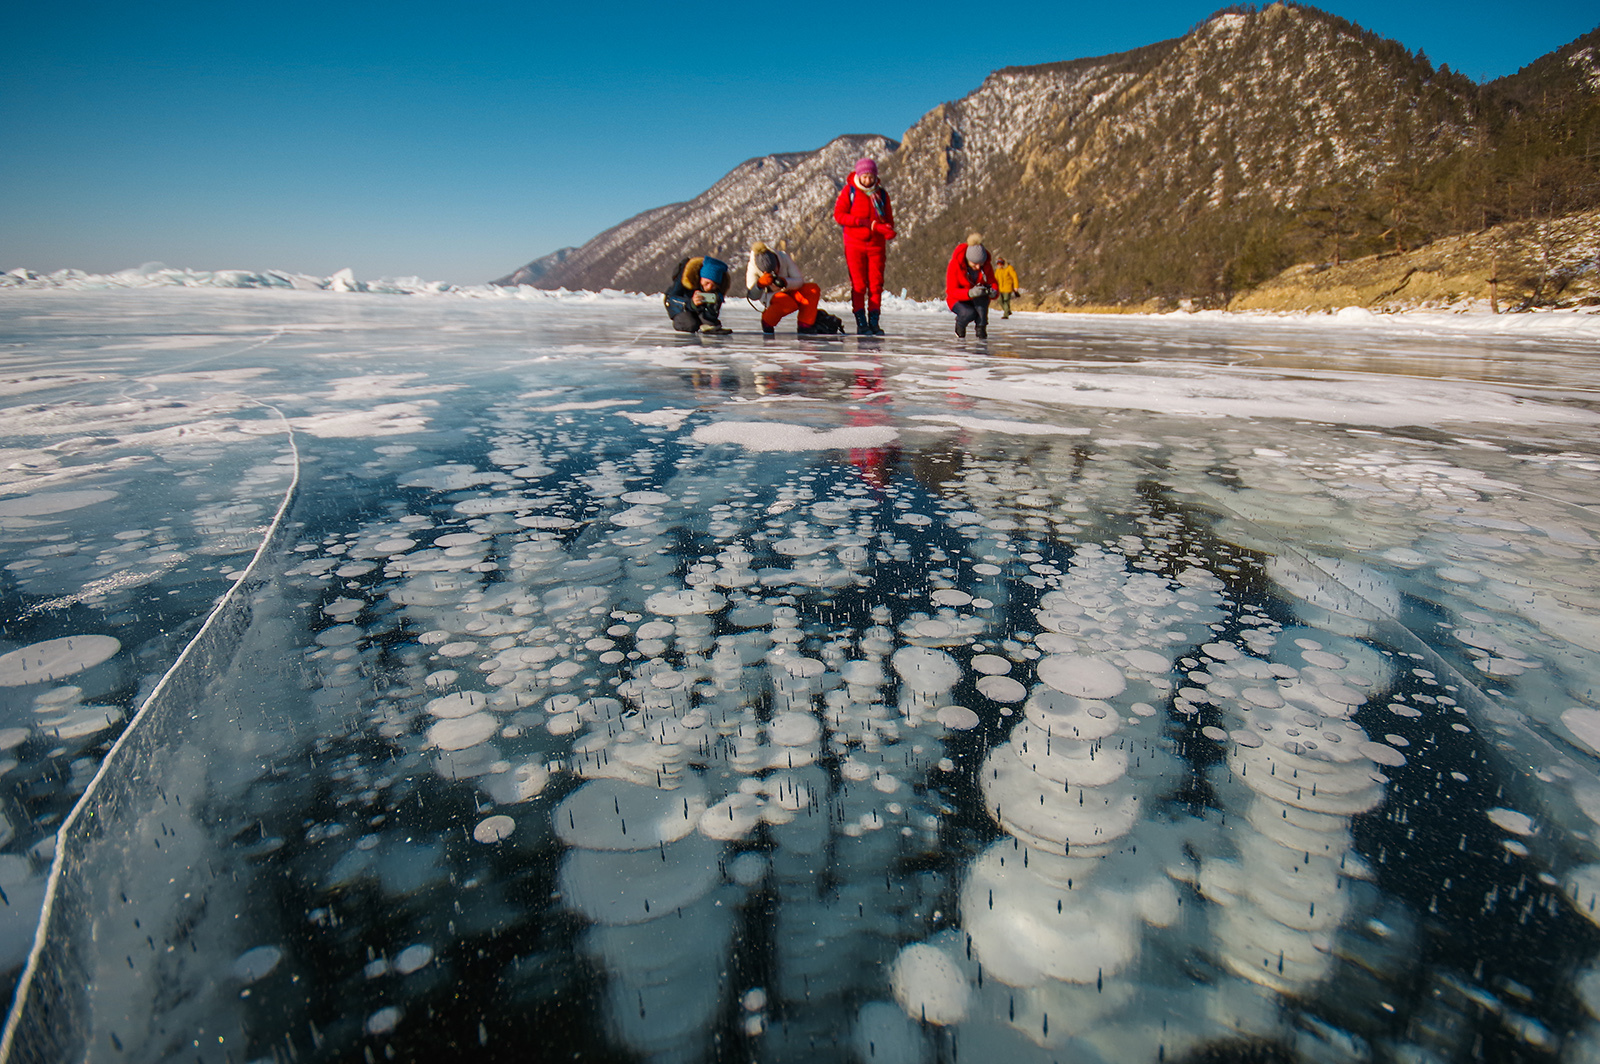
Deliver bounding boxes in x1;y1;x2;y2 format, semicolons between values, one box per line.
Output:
946;245;998;308
834;177;895;249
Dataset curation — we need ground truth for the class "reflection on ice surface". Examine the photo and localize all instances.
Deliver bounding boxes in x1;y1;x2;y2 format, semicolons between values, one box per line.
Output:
0;289;1598;1063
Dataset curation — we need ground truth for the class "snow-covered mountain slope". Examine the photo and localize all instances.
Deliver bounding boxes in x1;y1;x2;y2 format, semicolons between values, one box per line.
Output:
493;246;578;287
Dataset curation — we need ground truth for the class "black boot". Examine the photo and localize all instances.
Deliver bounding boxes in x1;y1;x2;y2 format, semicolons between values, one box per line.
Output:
867;309;884;335
853;309;870;335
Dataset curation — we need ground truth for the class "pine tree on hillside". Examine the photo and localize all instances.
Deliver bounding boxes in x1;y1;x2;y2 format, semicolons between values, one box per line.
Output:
1297;184;1360;266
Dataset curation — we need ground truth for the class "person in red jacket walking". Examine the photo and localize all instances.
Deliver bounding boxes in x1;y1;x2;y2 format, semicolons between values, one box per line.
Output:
833;157;894;335
946;233;999;339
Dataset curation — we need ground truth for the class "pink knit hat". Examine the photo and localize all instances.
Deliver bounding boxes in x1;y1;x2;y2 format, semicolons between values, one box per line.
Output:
853;158;878;176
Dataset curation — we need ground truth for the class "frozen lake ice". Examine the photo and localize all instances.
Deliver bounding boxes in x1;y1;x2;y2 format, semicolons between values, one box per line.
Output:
0;288;1598;1063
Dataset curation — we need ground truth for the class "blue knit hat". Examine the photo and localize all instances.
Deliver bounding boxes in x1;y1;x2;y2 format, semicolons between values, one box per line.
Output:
699;257;728;285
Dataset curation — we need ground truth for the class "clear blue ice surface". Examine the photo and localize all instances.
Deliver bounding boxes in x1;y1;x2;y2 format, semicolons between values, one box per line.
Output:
0;288;1598;1063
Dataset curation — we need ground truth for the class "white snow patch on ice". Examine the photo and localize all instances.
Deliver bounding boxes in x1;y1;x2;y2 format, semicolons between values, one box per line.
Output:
320;374;459;401
916;364;1600;429
291;403;433;438
691;422;898;452
619;409;693;431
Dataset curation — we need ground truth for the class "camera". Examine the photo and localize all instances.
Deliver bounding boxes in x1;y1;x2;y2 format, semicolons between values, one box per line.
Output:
700;291;722;309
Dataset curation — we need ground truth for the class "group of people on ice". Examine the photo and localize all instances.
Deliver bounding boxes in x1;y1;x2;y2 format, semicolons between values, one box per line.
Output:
663;157;1019;339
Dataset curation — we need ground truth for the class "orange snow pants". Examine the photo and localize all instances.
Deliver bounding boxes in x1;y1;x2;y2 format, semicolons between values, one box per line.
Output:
762;282;821;328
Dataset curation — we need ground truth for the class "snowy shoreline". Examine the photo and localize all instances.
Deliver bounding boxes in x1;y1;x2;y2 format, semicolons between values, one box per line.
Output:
6;264;1600;340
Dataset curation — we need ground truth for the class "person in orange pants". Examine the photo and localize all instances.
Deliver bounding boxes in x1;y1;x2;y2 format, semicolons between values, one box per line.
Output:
746;242;824;336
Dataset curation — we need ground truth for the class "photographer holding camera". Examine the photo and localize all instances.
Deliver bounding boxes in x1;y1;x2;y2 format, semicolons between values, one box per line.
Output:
664;256;732;334
945;233;999;339
746;241;824;336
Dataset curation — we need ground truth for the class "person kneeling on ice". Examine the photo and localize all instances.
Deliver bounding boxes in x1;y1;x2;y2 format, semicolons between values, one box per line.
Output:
664;256;732;334
946;234;998;339
746;242;825;336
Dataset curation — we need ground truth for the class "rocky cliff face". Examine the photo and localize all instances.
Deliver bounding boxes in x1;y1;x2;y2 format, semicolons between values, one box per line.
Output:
498;4;1597;307
880;4;1483;303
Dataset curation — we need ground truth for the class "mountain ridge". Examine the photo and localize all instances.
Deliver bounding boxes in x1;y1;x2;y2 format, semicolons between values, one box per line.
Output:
499;3;1600;310
503;134;895;296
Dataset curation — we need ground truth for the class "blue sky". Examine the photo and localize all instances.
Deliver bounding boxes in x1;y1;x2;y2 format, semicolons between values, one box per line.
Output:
2;2;1593;285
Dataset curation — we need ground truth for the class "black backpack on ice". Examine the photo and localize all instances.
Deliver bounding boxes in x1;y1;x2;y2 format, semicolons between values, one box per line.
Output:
811;309;846;335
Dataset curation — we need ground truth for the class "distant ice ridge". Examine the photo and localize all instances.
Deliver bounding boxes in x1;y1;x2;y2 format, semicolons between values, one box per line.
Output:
0;264;955;312
6;266;1598;333
0;263;651;302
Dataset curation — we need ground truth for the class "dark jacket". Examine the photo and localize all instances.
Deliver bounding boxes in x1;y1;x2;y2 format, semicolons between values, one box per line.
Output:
664;256;730;317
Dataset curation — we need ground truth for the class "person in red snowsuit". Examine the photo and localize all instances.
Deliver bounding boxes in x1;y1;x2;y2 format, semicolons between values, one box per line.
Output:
833;157;894;335
945;233;999;339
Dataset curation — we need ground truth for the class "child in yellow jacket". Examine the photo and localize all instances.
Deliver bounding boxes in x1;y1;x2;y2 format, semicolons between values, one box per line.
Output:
994;257;1019;318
